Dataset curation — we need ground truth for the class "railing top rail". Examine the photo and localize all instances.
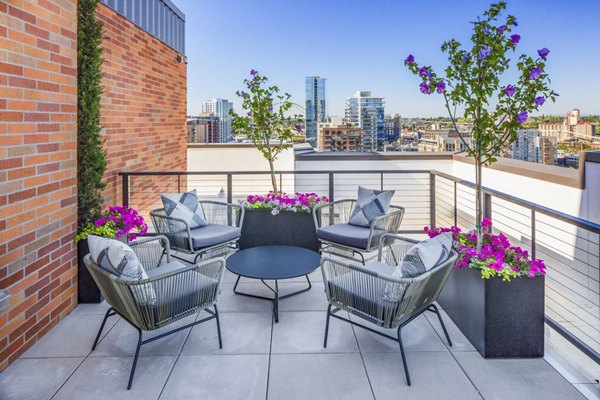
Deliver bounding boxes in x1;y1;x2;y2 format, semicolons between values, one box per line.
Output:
118;170;432;176
431;170;600;234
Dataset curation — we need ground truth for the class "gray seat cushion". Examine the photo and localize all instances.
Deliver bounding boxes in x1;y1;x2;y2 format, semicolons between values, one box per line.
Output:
168;224;241;251
317;223;384;250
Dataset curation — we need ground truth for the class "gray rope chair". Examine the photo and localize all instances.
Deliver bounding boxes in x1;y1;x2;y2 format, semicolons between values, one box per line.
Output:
313;199;405;264
83;236;226;389
151;200;244;263
321;234;457;385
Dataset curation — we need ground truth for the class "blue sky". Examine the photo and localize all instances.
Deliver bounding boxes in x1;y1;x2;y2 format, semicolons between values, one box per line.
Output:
175;0;600;118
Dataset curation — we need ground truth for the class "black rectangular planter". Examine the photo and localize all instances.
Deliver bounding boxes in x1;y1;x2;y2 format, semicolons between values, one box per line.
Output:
239;209;320;252
437;265;544;358
77;239;103;303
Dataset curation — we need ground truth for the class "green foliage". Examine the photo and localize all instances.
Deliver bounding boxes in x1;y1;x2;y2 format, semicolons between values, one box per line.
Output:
230;70;303;193
74;221;116;243
77;0;106;226
405;1;557;165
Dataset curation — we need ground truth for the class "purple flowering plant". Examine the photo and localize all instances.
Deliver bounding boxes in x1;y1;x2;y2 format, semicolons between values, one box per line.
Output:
404;2;557;249
74;206;148;243
243;192;329;215
425;218;546;281
231;70;304;195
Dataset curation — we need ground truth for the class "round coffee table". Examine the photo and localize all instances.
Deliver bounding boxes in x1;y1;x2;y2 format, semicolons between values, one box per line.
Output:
226;245;321;322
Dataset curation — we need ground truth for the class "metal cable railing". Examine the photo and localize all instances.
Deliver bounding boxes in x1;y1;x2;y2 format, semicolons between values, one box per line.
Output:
119;169;600;364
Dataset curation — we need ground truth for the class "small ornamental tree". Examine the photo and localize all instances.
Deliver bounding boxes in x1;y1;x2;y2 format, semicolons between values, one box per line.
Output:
77;0;107;226
404;1;557;249
231;70;304;194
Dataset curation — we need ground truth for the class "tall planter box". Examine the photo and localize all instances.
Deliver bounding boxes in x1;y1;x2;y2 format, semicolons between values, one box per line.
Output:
239;209;320;252
77;239;103;304
438;265;544;358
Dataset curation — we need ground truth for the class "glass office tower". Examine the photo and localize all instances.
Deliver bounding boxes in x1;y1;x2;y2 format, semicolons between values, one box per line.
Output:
305;77;327;147
344;91;385;151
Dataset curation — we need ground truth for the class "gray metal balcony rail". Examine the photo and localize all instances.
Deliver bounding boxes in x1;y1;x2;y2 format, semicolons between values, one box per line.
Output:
119;169;600;365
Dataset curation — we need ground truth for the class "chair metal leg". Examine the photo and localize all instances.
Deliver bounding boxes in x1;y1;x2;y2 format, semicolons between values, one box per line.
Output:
214;305;223;349
397;326;411;386
323;304;332;348
92;308;115;351
429;304;452;347
127;328;143;390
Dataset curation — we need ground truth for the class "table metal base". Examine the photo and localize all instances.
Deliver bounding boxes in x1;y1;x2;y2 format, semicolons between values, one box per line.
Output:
232;275;312;322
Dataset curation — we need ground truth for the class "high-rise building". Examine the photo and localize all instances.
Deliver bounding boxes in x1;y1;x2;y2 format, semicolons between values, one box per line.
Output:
512;129;557;165
384;114;402;144
317;123;362;152
202;98;233;143
187;113;220;144
344;91;385;152
305;76;327;147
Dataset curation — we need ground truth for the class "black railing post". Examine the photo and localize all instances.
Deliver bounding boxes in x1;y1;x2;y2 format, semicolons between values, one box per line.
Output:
380;172;384;190
122;173;129;206
484;193;492;221
453;181;458;226
227;174;233;226
531;210;536;259
177;174;181;193
429;173;436;228
328;173;334;202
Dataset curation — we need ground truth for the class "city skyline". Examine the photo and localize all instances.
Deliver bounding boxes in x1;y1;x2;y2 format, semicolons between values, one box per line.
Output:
176;0;600;118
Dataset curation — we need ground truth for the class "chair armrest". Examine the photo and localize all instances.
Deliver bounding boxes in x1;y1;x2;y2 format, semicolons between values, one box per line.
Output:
320;256;409;284
136;256;226;284
313;199;356;228
150;209;194;252
365;207;405;249
199;201;244;227
129;235;171;270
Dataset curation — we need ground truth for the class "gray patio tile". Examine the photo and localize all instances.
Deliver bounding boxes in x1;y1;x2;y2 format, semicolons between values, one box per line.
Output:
423;305;476;352
216;282;275;312
362;351;482;400
52;356;175;400
271;311;359;354
350;314;447;353
268;353;374;400
454;351;587;400
286;268;324;283
90;314;198;357
182;311;271;355
70;301;110;315
277;281;329;311
159;355;268;400
0;357;83;400
21;313;118;358
545;326;600;384
573;384;600;400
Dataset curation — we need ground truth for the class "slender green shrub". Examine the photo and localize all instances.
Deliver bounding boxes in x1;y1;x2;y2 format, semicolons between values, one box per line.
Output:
77;0;106;226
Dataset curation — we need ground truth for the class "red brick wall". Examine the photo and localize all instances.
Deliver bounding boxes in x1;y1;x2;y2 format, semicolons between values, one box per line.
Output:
96;3;187;217
0;0;78;370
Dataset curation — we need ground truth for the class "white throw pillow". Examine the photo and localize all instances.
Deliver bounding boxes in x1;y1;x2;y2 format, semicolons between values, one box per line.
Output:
87;235;156;305
160;189;207;230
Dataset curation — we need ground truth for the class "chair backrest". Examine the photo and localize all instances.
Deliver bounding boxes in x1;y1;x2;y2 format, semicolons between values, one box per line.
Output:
394;251;457;326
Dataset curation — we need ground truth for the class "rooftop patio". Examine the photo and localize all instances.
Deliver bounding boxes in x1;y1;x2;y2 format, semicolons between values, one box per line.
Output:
0;264;594;400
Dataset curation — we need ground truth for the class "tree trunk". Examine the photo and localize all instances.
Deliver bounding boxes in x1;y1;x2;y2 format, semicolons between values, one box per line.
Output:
268;159;278;194
475;158;483;251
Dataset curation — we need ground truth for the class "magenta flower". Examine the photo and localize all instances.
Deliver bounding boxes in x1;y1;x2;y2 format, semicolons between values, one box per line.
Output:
419;82;431;94
537;48;550;59
250;69;256;75
460;54;469;62
404;54;415;64
436;81;446;94
534;96;545;106
529;67;543;80
504;85;516;97
510;34;520;45
247;111;252;116
418;67;430;78
478;46;490;60
296;124;303;132
517;111;528;124
497;25;507;34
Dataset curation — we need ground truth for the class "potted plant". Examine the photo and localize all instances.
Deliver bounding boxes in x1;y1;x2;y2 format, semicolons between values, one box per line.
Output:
238;192;329;251
77;0;107;303
426;219;547;358
404;1;557;249
75;206;148;303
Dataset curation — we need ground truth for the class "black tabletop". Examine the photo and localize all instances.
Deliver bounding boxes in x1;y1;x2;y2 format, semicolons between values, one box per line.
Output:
226;246;321;280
